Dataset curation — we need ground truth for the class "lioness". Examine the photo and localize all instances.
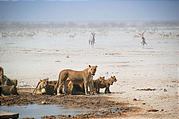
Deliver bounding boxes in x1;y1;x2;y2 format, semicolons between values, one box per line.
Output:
57;65;97;95
98;76;117;94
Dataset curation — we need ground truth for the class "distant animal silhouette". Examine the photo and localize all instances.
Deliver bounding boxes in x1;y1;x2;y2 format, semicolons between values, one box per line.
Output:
89;33;96;46
141;31;147;46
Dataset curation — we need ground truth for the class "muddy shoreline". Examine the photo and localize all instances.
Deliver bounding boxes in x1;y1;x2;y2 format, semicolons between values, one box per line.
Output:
0;88;139;119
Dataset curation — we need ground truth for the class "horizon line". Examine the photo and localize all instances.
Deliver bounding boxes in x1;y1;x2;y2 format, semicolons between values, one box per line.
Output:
0;0;179;2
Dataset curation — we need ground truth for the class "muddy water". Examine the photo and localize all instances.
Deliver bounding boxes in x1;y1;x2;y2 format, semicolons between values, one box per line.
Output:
0;104;91;119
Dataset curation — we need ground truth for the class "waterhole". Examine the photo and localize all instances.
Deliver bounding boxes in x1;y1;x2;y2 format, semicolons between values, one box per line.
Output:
0;104;91;119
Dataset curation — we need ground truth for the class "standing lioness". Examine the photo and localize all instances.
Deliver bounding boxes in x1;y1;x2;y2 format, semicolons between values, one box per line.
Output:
57;65;97;95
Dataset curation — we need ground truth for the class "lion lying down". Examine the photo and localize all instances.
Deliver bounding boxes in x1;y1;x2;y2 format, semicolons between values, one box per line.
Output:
1;85;18;95
33;78;87;95
0;66;18;95
33;78;57;95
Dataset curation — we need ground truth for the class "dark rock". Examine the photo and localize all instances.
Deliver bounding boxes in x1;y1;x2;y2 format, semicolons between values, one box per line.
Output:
147;109;159;112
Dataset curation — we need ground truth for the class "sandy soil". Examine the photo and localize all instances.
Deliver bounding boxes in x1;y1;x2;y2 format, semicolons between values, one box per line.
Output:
0;22;179;119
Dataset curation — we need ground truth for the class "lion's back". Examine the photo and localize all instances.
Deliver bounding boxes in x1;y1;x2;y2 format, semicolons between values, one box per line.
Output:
60;69;84;79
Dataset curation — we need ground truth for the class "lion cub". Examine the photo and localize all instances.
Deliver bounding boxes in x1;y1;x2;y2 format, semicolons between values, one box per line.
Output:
92;76;105;94
33;78;57;95
94;76;117;94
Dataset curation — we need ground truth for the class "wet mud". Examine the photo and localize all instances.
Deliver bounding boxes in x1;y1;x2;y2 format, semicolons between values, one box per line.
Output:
0;89;139;118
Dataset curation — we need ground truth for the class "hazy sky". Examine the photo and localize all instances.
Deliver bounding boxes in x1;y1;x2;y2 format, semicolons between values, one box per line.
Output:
0;0;179;22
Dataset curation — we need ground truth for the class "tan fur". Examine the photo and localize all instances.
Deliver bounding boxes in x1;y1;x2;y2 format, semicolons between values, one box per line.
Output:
46;80;57;95
33;78;57;95
0;67;17;87
0;66;3;80
57;65;97;95
0;67;18;95
92;76;105;94
1;85;18;95
65;77;85;94
33;78;48;95
97;76;117;94
1;75;17;86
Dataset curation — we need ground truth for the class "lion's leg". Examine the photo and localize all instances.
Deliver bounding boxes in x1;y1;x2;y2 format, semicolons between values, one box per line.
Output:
97;87;100;94
33;82;40;95
57;86;60;95
105;87;111;94
108;86;111;93
62;85;65;94
92;83;97;94
89;81;92;93
84;80;88;95
105;88;107;94
69;82;73;95
57;72;68;95
89;81;94;95
57;77;61;95
93;86;98;94
63;83;69;95
78;83;84;93
57;82;63;95
69;85;72;95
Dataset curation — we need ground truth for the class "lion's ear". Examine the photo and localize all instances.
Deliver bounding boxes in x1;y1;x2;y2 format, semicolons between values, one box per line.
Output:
95;65;98;68
89;65;91;67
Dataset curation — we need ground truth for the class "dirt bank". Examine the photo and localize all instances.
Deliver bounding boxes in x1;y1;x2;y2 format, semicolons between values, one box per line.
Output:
0;88;139;119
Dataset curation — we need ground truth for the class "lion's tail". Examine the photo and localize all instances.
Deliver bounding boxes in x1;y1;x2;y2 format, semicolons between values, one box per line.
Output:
56;72;61;94
56;78;59;90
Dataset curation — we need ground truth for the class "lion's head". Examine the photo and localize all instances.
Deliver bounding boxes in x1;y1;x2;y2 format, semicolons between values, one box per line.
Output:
39;79;48;94
109;76;117;85
98;76;105;84
88;65;97;76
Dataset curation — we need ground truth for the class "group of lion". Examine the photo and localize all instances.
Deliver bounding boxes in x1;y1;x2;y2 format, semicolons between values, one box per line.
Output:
0;65;117;95
33;65;117;95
